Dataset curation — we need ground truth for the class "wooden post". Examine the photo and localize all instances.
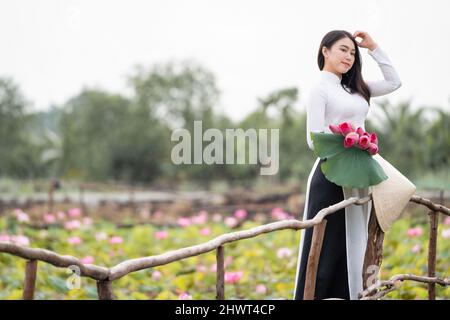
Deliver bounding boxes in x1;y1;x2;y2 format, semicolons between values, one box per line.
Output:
97;280;115;300
427;210;438;300
216;245;225;300
362;206;385;296
23;260;38;300
303;220;327;300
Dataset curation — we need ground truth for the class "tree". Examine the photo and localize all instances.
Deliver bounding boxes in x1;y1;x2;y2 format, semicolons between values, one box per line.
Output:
60;89;170;182
0;77;41;178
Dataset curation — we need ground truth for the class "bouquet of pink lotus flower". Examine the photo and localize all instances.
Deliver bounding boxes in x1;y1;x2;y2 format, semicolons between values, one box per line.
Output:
310;122;388;188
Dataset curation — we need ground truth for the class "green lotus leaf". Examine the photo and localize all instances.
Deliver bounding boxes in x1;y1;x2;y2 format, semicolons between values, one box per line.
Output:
310;132;345;159
321;147;388;188
311;132;388;188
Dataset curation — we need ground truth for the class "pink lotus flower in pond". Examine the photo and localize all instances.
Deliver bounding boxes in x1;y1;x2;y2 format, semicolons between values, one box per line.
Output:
369;132;378;145
224;216;238;228
11;235;30;246
407;227;423;237
191;211;208;224
177;217;191;227
68;236;82;245
152;270;162;280
109;236;123;245
95;232;107;241
441;229;450;239
358;135;371;150
0;234;11;242
368;143;379;155
256;284;267;294
411;244;421;253
56;211;66;220
152;210;164;219
82;217;93;226
444;217;450;226
200;227;211;236
178;292;192;300
356;127;365;136
338;122;354;136
154;230;169;240
80;256;95;264
329;123;342;135
68;208;82;218
271;207;290;220
234;209;248;220
64;220;82;230
14;209;30;223
276;247;293;259
0;234;30;246
43;214;56;224
344;132;360;148
224;271;244;284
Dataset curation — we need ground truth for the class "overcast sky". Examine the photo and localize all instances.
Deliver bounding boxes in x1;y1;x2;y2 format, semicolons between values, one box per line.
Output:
1;0;449;122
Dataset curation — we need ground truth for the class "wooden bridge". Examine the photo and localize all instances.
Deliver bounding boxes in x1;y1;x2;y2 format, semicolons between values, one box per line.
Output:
0;194;449;300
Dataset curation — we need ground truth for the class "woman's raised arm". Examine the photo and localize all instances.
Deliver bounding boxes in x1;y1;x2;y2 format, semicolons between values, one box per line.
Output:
366;45;402;97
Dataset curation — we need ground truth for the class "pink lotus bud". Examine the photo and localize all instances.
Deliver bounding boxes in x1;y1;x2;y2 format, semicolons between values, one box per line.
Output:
358;135;371;149
178;292;193;300
344;132;359;148
276;247;293;258
109;236;123;244
224;271;244;284
200;227;211;236
411;244;421;253
80;256;95;264
407;227;423;237
233;209;247;219
368;143;378;155
328;124;341;135
356;127;365;136
370;132;378;145
154;230;169;240
338;122;354;136
255;284;267;294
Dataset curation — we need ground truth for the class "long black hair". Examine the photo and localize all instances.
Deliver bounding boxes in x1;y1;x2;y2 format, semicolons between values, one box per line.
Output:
317;30;371;105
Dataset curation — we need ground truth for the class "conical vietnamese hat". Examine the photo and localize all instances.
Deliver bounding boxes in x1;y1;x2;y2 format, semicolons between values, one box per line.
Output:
370;153;417;232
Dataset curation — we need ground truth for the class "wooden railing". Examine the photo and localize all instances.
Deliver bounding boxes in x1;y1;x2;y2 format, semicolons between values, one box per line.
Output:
0;194;449;300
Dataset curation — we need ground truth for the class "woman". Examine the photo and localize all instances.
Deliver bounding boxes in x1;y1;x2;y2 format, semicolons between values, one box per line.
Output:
293;30;402;300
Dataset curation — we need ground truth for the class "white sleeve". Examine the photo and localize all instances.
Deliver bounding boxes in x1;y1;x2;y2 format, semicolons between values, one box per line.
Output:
306;85;327;151
366;46;402;97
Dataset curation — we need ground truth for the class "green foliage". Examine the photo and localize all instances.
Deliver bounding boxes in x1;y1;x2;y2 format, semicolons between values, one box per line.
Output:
0;62;448;187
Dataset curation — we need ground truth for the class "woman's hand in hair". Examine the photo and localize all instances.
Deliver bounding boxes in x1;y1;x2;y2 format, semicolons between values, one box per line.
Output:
352;31;378;51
